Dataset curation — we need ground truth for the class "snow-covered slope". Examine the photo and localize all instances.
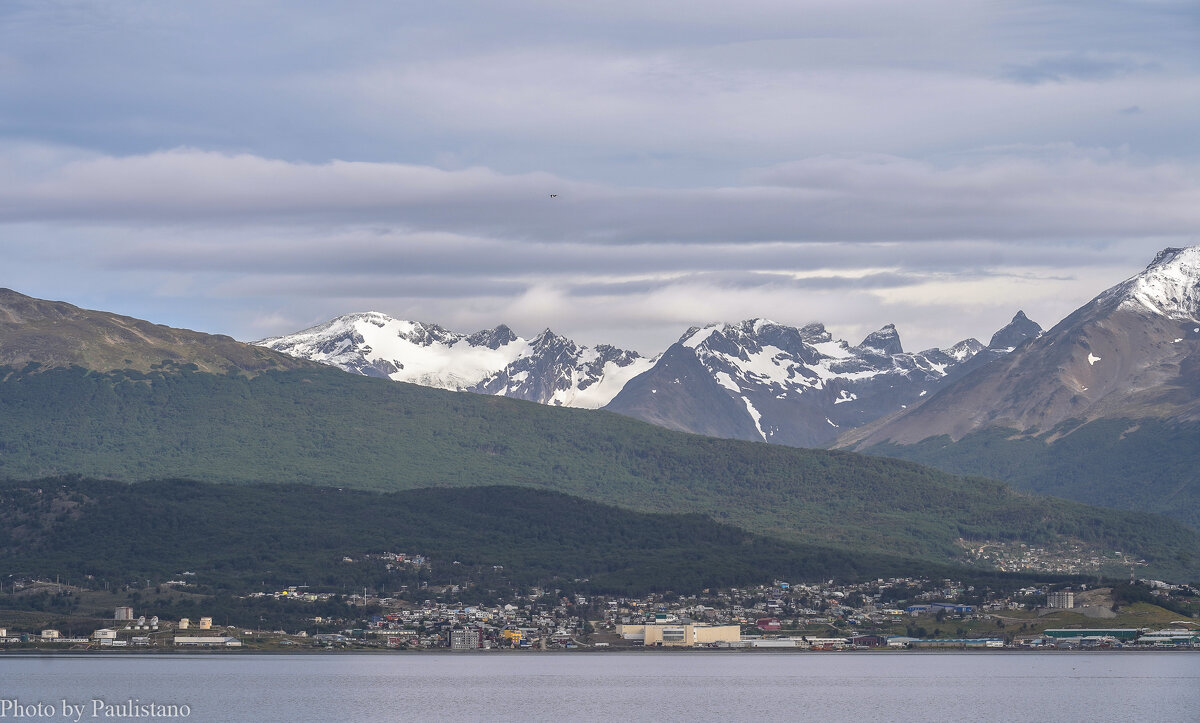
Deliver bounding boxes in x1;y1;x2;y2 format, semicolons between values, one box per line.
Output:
603;317;1026;447
1102;247;1200;321
474;331;655;407
256;313;650;408
256;313;527;388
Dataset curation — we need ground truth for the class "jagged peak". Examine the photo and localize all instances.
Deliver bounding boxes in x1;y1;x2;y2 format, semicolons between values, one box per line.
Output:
530;328;575;353
465;324;518;349
856;324;903;356
737;318;781;335
798;322;832;344
679;323;723;348
594;343;641;360
942;337;985;362
987;310;1042;351
1148;247;1189;269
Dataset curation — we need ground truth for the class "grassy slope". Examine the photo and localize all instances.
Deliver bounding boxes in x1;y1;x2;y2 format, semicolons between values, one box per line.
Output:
0;365;1195;576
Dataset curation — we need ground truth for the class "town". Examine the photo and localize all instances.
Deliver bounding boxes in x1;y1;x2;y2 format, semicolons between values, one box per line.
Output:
3;567;1196;652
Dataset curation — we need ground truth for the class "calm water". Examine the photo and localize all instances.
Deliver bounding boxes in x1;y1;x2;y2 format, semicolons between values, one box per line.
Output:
2;652;1197;722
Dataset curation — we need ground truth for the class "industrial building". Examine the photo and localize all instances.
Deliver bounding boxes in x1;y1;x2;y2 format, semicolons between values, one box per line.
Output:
173;636;242;647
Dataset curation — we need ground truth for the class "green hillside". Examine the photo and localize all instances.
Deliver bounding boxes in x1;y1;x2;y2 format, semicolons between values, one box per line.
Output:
862;418;1200;530
0;364;1195;578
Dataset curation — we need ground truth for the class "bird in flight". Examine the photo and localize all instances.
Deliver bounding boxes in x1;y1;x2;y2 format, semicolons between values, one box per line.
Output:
549;194;557;198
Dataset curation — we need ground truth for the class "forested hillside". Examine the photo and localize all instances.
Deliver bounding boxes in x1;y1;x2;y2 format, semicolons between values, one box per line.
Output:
0;364;1194;577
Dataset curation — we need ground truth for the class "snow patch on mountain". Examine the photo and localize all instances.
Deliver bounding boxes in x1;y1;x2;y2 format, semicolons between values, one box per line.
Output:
742;397;766;440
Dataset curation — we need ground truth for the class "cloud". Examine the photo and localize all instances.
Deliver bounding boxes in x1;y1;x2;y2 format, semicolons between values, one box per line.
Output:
1001;54;1160;84
2;2;1199;356
2;145;1198;246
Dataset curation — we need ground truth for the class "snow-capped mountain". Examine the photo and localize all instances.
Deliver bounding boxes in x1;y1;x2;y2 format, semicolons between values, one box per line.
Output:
261;309;1039;445
255;313;652;408
842;246;1200;448
602;316;1032;447
473;330;655;408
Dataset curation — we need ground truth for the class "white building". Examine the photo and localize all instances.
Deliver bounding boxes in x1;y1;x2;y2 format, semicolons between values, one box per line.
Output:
1047;591;1075;609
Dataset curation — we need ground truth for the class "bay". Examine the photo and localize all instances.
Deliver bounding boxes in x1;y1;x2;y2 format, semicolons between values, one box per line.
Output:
2;652;1197;722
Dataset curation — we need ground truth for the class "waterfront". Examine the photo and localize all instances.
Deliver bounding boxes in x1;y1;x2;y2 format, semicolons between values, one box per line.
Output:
2;652;1197;721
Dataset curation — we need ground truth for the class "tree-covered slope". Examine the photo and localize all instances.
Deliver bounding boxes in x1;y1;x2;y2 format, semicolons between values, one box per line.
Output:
863;418;1200;531
0;364;1195;576
0;478;957;595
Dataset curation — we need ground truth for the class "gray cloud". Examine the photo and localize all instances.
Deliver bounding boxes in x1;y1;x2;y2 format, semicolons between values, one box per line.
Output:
2;146;1198;246
1;1;1198;355
1002;54;1160;84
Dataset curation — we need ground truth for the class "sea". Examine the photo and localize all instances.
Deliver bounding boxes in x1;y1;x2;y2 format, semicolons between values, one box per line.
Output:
1;651;1197;722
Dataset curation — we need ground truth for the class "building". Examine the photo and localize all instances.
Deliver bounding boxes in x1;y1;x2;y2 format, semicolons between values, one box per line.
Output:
910;638;1004;649
92;629;117;641
173;636;242;647
1138;630;1200;646
1043;628;1143;642
450;629;480;650
617;623;741;647
114;607;134;621
1047;591;1075;609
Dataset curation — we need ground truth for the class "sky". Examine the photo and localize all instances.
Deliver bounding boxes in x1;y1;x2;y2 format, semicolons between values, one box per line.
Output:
1;0;1198;354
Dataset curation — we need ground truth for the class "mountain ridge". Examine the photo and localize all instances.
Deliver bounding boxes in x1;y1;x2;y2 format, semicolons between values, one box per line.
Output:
839;246;1200;531
257;312;654;408
841;246;1200;447
260;312;1039;447
0;288;311;375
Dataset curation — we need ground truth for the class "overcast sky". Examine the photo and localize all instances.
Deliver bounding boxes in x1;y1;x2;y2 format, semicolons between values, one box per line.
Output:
2;1;1197;353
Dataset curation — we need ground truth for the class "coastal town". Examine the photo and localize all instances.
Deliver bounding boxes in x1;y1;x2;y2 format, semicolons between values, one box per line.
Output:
3;572;1196;652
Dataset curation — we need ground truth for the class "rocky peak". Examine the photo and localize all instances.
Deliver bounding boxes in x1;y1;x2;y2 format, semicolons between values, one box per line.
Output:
988;310;1042;351
396;320;453;347
594;344;642;365
465;324;518;350
942;337;985;362
798;322;833;344
856;324;903;356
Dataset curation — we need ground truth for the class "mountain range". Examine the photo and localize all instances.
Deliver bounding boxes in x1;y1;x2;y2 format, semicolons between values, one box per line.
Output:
0;287;1194;579
258;310;1042;447
257;313;653;408
255;246;1200;531
841;247;1200;529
